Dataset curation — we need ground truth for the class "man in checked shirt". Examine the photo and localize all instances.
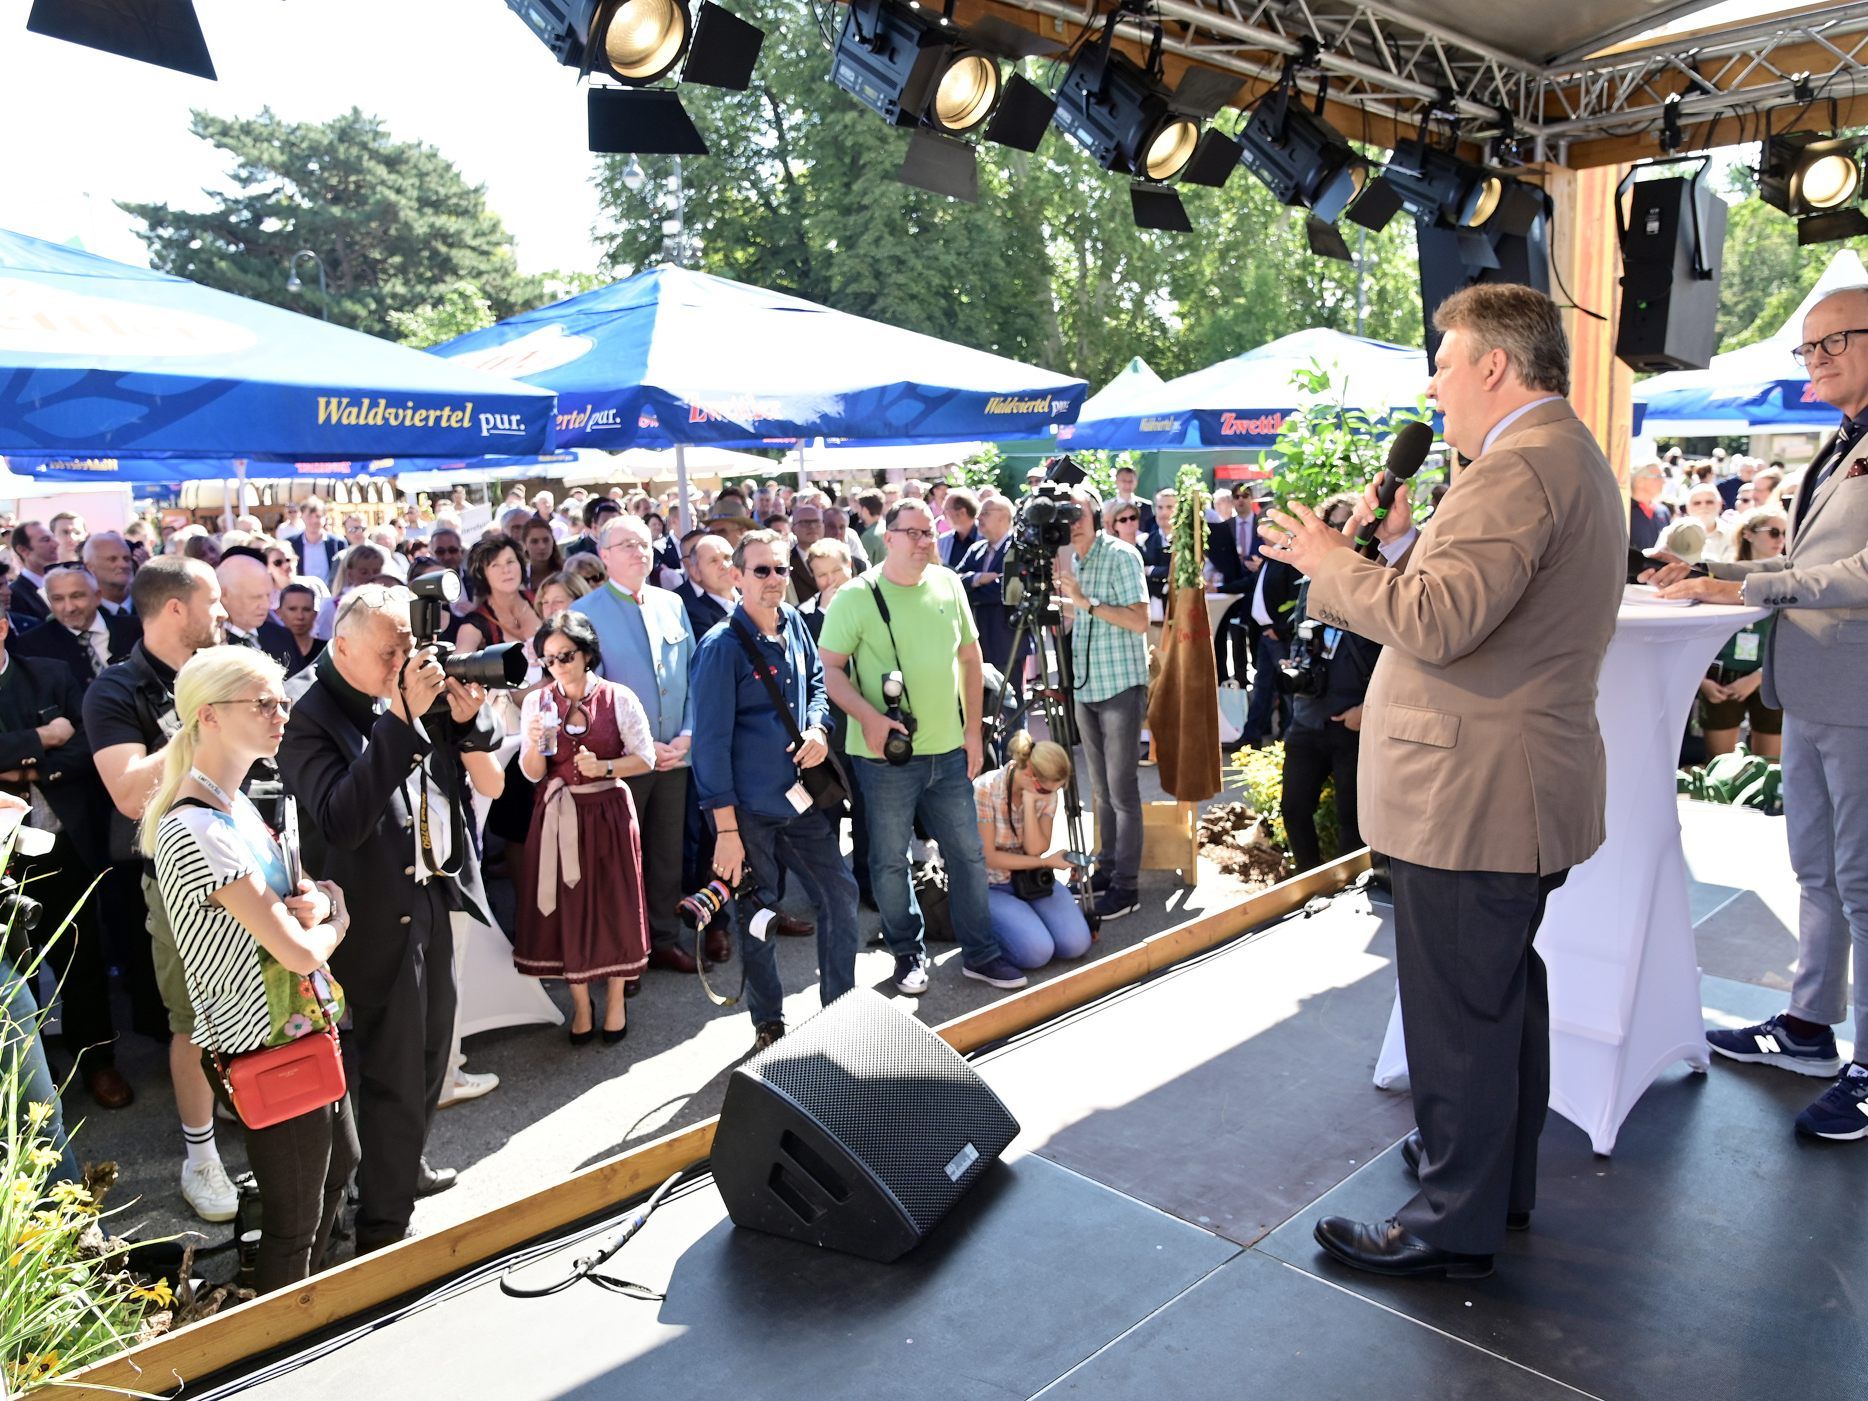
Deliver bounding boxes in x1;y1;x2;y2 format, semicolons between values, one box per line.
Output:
1056;486;1151;921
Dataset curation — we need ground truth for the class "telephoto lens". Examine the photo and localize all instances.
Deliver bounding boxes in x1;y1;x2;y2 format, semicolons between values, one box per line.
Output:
677;878;734;930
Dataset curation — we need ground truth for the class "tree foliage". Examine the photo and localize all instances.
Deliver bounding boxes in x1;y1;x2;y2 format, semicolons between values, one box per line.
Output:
119;108;546;339
1262;361;1432;508
591;0;1424;388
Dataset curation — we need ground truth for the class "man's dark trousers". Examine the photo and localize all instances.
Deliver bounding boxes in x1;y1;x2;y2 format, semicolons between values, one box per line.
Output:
1388;858;1568;1255
345;880;455;1250
625;767;688;953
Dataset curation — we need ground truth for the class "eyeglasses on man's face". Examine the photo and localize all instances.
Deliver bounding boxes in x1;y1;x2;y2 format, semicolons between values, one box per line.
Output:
747;563;791;579
888;527;935;543
1791;328;1868;364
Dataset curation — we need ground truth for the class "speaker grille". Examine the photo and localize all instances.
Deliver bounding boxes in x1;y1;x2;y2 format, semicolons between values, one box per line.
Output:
742;992;1019;1233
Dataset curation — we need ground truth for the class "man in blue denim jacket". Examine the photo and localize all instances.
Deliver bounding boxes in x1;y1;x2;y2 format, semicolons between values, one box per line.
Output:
690;531;860;1054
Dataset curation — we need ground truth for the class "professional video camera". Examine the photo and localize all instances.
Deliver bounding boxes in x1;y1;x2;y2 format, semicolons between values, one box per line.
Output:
1275;619;1333;699
1003;454;1088;608
408;571;530;692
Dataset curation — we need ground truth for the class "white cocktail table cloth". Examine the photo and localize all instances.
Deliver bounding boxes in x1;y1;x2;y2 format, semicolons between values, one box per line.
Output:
1374;597;1770;1153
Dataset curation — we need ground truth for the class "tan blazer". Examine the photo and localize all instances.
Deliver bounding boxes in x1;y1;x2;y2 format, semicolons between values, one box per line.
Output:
1304;399;1627;875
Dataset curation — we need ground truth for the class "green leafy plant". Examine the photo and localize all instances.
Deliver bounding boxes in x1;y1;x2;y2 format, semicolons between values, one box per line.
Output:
952;445;1005;494
1170;463;1208;591
2;866;169;1395
1223;741;1339;861
1262;360;1432;512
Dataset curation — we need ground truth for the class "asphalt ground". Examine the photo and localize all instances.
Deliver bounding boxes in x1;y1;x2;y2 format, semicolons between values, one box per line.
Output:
41;762;1270;1272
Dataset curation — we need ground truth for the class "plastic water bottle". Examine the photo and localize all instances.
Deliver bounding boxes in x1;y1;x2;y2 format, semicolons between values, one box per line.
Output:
538;691;560;757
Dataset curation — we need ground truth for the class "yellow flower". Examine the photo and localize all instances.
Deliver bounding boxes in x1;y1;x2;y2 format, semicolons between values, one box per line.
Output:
27;1145;60;1170
24;1099;54;1128
129;1279;175;1308
48;1180;94;1211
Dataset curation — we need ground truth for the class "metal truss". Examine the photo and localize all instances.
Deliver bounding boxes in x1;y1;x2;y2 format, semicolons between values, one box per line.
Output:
989;0;1868;155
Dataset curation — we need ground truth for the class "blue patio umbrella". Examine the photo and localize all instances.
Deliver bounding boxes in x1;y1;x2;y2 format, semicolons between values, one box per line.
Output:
1057;328;1430;450
0;229;556;460
430;265;1086;449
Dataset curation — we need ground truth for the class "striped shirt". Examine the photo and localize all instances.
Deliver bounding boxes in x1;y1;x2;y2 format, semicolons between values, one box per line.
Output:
1070;534;1150;704
155;797;292;1055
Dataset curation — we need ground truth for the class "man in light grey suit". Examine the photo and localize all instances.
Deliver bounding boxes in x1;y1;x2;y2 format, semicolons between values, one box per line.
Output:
577;514;700;974
1654;284;1868;1141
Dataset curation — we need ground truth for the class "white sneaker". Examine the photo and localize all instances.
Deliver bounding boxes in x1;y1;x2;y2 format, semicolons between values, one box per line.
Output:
438;1068;499;1108
180;1159;238;1223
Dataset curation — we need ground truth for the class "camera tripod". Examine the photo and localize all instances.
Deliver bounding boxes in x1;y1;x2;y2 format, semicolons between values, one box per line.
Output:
992;584;1098;927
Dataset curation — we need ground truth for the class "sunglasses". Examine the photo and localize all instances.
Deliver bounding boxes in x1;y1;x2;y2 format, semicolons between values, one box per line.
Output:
748;563;791;579
1112;514;1140;525
1746;526;1784;538
541;649;582;666
211;696;291;719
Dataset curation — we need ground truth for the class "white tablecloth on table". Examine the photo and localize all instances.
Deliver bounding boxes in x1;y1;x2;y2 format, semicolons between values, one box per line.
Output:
1373;597;1770;1154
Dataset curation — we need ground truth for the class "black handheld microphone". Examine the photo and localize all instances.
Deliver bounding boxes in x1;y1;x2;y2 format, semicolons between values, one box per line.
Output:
1353;420;1434;559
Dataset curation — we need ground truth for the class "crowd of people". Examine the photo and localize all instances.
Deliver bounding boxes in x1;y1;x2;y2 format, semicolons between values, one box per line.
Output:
0;467;1222;1295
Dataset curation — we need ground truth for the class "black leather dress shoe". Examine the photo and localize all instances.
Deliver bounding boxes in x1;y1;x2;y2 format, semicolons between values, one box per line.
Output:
1313;1216;1494;1279
1398;1130;1531;1233
415;1160;457;1197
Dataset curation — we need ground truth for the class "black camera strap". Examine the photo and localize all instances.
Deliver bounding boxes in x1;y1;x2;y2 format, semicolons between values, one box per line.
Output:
861;574;913;717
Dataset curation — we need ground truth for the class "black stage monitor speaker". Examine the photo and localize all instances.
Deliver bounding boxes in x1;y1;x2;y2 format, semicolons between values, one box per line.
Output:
712;989;1019;1262
1616;176;1727;373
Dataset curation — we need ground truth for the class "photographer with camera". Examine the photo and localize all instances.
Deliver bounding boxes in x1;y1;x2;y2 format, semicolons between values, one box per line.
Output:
690;531;859;1054
1055;487;1151;921
278;583;503;1255
819;500;1026;996
1277;500;1381;872
974;732;1092;968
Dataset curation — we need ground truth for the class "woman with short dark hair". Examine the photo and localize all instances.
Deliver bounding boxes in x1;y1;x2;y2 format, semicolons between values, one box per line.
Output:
514;612;653;1041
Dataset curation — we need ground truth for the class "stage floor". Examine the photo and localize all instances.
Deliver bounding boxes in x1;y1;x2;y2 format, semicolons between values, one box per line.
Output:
215;847;1864;1401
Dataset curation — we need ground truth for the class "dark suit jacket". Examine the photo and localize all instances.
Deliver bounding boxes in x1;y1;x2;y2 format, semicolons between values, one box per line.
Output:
11;610;141;681
956;533;1027;675
789;545;820;609
1142;529;1174;600
10;576;49;623
939;527;979;570
256;619;300;672
1717;475;1741;510
0;654;111;870
278;672;499;1004
681;581;730;644
1205;515;1261;593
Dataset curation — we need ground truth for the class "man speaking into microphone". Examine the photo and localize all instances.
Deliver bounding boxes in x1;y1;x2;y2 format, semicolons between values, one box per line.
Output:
1262;285;1625;1279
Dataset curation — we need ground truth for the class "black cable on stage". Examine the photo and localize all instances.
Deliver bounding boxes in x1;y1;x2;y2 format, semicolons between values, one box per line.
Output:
497;1170;683;1299
185;1171;711;1399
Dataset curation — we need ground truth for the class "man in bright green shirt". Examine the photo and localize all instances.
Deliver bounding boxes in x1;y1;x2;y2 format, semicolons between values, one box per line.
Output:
820;499;1026;997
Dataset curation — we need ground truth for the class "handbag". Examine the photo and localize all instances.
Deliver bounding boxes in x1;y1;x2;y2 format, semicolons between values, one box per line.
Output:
728;616;849;811
212;981;347;1131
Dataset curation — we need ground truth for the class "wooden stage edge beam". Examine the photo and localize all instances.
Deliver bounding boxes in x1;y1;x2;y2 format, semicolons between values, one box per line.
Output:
50;850;1370;1401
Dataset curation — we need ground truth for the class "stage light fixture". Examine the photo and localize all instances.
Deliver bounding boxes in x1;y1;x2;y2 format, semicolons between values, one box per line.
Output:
508;0;764;153
831;0;1007;136
1376;138;1506;229
1758;131;1868;245
1237;87;1368;224
26;0;215;79
1052;9;1205;184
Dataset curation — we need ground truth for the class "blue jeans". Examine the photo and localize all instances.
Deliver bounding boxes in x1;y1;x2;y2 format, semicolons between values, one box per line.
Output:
854;750;1002;968
1075;684;1147;891
734;808;861;1029
2;955;79;1185
987;883;1093;968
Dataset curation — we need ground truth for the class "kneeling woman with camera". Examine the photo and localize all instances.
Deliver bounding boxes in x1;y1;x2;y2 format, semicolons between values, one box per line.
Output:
141;647;355;1293
515;611;652;1043
973;733;1093;969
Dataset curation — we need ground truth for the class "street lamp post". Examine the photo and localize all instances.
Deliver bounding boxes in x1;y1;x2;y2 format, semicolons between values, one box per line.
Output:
286;249;329;321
